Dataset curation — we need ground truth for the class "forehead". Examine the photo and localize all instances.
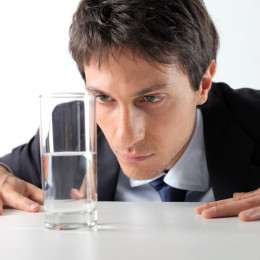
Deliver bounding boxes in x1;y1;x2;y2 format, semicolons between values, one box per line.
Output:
84;49;190;94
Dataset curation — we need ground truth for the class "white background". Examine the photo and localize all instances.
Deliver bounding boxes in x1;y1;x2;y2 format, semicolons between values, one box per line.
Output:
0;0;259;156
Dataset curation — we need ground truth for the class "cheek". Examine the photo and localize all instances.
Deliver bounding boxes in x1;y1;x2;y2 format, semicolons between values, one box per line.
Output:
149;98;196;142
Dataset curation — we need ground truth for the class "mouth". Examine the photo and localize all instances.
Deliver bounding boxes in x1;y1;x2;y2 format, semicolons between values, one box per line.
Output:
117;152;155;163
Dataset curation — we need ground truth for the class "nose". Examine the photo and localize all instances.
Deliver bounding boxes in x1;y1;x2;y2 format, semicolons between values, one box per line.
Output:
114;107;145;148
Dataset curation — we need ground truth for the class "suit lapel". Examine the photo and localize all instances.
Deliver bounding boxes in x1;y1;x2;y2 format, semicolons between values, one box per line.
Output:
97;127;120;201
201;87;256;200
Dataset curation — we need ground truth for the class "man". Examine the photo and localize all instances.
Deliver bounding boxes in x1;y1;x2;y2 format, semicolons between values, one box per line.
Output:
0;0;260;221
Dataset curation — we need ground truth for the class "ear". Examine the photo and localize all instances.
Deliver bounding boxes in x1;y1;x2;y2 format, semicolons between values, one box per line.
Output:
196;60;216;106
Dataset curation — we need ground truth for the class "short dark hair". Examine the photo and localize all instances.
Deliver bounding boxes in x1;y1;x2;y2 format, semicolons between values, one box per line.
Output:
69;0;219;90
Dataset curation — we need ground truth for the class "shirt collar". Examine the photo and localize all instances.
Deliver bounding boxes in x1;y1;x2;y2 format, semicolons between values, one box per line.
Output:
130;172;166;187
129;109;209;192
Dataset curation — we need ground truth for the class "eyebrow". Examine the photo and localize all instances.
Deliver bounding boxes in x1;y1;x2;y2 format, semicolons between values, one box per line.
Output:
86;84;172;97
86;87;109;96
133;84;172;96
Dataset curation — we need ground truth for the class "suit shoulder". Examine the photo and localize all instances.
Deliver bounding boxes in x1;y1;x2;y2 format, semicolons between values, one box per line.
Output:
206;82;260;141
211;82;260;105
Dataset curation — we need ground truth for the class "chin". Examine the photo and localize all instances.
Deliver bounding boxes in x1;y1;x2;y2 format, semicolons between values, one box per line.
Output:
120;164;161;180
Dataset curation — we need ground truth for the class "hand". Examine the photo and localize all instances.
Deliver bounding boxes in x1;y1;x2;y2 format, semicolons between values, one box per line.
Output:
70;175;97;202
0;165;43;215
194;188;260;221
70;177;87;200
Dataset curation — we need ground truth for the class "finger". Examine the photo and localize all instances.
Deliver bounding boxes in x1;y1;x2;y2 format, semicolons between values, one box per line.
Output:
239;206;260;221
233;188;260;199
0;199;3;215
201;195;260;219
194;197;235;214
70;176;87;200
70;188;85;200
3;189;41;212
25;182;43;204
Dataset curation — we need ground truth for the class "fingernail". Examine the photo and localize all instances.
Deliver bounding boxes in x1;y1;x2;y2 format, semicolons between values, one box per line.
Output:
239;208;260;221
242;208;254;217
195;204;206;213
202;206;216;217
29;203;39;211
234;192;246;199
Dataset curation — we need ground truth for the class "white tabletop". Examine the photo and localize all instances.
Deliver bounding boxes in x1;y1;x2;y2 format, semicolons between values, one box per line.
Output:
0;202;259;260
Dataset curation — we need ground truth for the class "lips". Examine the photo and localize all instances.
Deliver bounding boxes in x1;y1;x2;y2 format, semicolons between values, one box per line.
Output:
117;152;154;162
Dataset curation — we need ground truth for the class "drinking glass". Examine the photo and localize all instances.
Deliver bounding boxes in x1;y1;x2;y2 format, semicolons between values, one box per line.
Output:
39;93;97;230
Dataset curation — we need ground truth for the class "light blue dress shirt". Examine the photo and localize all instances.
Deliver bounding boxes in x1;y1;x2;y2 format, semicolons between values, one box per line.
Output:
114;109;214;202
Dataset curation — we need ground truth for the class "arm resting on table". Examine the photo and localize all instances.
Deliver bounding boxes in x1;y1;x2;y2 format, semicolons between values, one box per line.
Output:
0;130;41;188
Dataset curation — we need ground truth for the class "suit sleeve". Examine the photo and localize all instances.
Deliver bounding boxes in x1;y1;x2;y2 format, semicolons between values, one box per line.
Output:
0;130;42;188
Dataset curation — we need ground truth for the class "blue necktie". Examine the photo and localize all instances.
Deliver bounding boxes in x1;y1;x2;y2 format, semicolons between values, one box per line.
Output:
150;176;187;202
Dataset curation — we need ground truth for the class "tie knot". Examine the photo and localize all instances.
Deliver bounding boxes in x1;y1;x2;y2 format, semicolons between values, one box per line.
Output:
149;176;166;191
149;175;187;202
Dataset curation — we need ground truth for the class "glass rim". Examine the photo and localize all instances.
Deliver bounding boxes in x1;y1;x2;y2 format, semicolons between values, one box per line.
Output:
39;93;89;99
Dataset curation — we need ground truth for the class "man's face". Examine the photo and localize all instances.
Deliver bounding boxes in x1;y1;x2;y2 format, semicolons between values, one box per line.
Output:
84;50;204;180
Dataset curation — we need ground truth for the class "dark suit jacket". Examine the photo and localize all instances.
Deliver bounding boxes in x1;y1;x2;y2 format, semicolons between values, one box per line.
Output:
1;82;260;201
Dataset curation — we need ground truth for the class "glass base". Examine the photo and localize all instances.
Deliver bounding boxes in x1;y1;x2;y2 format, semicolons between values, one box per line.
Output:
44;209;97;230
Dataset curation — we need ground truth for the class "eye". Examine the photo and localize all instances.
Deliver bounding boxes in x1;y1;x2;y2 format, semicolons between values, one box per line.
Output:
96;95;113;103
143;95;164;103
